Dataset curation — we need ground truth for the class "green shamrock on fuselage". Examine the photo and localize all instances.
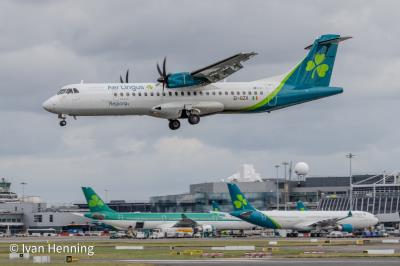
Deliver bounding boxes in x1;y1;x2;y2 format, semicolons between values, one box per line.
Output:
305;53;329;79
89;195;104;208
233;194;247;209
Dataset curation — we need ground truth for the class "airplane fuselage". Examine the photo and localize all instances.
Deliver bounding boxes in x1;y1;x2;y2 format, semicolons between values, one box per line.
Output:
85;211;256;231
231;210;378;231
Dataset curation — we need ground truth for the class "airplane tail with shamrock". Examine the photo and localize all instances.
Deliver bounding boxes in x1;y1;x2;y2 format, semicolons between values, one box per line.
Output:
227;183;282;229
255;34;351;112
227;183;256;211
285;34;351;88
82;187;116;213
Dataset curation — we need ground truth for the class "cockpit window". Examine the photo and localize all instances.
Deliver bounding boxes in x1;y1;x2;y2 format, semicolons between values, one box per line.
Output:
57;89;66;95
73;88;79;93
66;89;73;94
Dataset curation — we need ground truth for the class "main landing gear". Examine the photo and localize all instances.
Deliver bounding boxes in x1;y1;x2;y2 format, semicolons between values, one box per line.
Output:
188;114;200;125
168;119;181;130
168;113;201;130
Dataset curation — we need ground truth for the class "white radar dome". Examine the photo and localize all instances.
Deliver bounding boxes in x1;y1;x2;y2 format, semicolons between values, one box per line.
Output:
294;162;309;176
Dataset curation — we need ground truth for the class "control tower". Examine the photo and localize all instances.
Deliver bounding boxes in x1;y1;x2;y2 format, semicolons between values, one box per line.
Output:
0;178;18;202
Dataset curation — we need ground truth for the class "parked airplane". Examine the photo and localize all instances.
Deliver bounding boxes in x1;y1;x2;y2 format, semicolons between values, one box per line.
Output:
227;183;378;232
43;34;350;130
78;187;255;230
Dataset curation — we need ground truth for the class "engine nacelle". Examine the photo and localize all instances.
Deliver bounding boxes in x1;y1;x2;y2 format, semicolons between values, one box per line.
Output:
336;224;353;233
167;72;204;88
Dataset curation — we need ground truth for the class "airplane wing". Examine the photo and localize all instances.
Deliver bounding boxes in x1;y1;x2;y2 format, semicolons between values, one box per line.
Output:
191;52;257;84
172;214;198;228
297;211;352;229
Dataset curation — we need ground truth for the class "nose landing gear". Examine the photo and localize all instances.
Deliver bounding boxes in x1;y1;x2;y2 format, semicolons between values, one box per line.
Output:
58;114;67;127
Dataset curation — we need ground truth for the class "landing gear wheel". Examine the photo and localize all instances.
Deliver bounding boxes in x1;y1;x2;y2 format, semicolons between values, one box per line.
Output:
188;114;200;125
168;120;180;130
59;120;67;127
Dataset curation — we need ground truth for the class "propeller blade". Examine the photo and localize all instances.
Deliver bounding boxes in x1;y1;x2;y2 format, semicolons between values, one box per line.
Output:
157;63;163;77
125;69;129;83
120;75;124;83
162;57;167;79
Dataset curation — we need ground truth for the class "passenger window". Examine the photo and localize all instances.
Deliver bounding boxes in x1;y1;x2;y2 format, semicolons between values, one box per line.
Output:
181;91;185;96
126;92;130;96
150;92;154;96
187;92;191;96
231;91;234;95
199;91;203;95
212;91;216;95
144;92;148;96
120;92;124;97
242;91;246;95
138;92;141;96
248;91;252;95
156;92;160;96
225;91;228;95
254;91;258;95
162;92;166;96
219;91;222;95
132;92;136;96
194;91;197;96
169;92;172;96
73;88;79;93
260;91;264;95
206;92;210;96
236;91;240;95
175;92;178;96
114;92;117;97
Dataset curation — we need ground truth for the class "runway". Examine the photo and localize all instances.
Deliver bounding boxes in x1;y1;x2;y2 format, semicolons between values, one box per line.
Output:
111;258;400;265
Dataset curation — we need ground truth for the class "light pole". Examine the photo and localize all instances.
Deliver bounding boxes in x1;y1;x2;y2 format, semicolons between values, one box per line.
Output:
275;165;280;210
282;162;289;210
346;153;355;211
20;182;27;201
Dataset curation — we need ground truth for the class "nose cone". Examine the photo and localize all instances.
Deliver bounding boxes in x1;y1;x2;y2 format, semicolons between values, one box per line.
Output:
373;215;379;225
42;97;56;113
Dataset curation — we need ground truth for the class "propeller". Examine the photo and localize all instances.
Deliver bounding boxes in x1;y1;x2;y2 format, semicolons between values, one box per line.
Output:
119;69;130;83
157;57;168;90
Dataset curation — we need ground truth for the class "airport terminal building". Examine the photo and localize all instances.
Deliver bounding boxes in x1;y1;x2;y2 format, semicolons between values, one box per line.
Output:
1;164;400;233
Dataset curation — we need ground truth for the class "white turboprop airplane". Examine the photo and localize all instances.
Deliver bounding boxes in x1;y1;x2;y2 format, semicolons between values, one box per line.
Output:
228;183;379;232
43;34;350;130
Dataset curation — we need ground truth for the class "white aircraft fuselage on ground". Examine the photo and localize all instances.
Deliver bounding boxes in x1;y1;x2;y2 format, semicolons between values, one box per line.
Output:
228;183;379;232
43;34;350;130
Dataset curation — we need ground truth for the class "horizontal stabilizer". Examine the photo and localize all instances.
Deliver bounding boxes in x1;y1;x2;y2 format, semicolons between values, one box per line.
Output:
304;36;352;50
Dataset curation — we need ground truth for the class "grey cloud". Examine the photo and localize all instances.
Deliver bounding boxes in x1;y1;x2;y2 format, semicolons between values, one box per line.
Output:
0;0;399;201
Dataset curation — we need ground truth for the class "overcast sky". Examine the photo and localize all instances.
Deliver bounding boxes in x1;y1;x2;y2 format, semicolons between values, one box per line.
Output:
0;0;399;204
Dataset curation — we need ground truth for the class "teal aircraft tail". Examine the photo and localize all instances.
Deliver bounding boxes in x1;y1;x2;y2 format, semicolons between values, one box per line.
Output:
286;34;351;88
81;187;116;213
246;34;350;112
211;201;221;212
227;183;256;211
296;200;307;211
227;183;282;229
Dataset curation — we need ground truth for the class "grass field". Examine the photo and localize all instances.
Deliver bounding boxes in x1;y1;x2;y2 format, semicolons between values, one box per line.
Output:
0;238;398;265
